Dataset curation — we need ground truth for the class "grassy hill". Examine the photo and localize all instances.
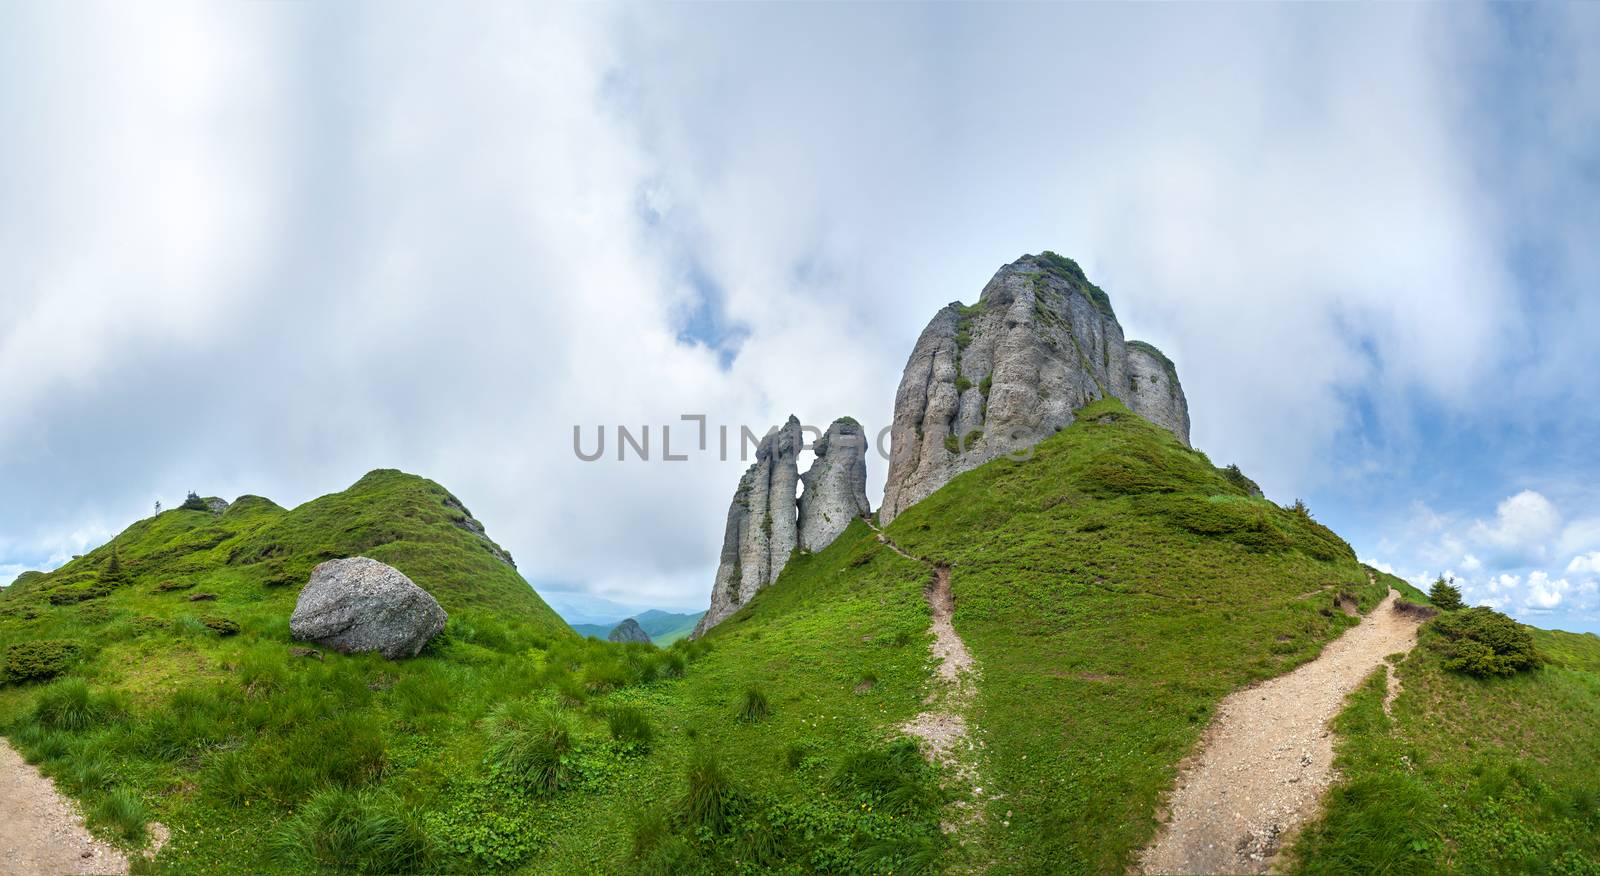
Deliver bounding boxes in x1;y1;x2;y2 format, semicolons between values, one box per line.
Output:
2;419;1595;874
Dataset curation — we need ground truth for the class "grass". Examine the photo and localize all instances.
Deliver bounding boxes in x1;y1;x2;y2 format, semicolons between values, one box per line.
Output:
1;416;1592;873
1287;626;1600;874
879;397;1384;873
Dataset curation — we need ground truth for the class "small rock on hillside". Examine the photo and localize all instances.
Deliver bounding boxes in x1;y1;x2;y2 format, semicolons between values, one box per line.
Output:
608;618;652;644
290;557;446;659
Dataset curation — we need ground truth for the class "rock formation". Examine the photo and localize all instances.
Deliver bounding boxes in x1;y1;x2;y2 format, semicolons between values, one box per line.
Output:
290;557;447;659
608;617;652;644
692;414;871;638
880;252;1190;524
798;418;872;552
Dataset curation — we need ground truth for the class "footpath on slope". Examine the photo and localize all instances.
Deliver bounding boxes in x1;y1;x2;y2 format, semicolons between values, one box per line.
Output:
1138;586;1424;875
1;738;132;876
864;520;988;833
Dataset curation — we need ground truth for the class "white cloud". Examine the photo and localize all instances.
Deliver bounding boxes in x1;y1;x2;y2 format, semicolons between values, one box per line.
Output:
1468;490;1562;563
1;5;1597;622
1569;552;1600;575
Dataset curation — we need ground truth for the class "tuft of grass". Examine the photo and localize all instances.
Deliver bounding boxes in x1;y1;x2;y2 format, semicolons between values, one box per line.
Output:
91;788;150;844
269;788;436;874
736;686;770;723
486;700;577;794
607;705;653;752
679;750;737;835
34;678;122;731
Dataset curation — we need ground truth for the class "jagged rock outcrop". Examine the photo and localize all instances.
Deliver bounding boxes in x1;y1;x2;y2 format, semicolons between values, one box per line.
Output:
881;252;1191;524
693;414;872;638
289;557;447;659
608;617;652;644
692;417;803;637
798;418;871;551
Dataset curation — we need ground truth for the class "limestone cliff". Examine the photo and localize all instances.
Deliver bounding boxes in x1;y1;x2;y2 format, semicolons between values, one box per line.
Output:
880;252;1190;524
693;414;870;638
692;417;803;637
798;418;872;552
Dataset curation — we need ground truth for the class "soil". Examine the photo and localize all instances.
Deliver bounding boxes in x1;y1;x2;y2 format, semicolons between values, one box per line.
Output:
1137;587;1423;875
0;738;130;876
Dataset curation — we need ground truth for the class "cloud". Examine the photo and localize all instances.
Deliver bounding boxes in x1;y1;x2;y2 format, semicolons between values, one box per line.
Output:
1;5;1597;624
1468;490;1562;564
1569;552;1600;575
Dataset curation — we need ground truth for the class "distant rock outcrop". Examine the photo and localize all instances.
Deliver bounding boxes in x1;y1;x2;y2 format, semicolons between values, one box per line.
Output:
798;418;871;552
880;252;1191;523
608;617;652;644
290;557;447;659
692;414;871;638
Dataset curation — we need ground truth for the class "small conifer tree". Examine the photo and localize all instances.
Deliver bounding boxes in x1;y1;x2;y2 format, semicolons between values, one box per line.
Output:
1429;576;1465;612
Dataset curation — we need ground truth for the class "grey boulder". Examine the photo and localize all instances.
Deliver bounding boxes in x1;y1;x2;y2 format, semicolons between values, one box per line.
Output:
289;557;446;659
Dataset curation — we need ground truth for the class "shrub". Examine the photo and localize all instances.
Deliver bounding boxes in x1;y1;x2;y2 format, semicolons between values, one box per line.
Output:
608;706;653;752
34;678;122;731
101;551;127;586
270;788;436;874
1429;607;1542;677
1220;463;1263;497
153;580;194;593
201;616;240;636
486;700;577;794
1428;576;1465;612
737;686;770;723
91;788;149;844
180;491;210;512
3;640;80;684
47;584;110;605
679;751;736;834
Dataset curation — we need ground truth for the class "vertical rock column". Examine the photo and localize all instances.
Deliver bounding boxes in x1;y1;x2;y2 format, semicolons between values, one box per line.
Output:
798;417;871;552
692;416;802;637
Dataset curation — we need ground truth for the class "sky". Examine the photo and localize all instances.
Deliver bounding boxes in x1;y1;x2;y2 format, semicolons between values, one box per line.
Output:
2;4;1597;633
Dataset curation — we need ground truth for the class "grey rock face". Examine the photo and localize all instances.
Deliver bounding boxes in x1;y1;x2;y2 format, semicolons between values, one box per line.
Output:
289;557;447;659
881;253;1191;524
608;618;652;644
1123;341;1191;447
798;418;872;552
692;417;803;638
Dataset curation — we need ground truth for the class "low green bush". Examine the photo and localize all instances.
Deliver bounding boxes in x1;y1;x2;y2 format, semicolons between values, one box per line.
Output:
200;616;240;636
1429;607;1542;677
3;639;80;684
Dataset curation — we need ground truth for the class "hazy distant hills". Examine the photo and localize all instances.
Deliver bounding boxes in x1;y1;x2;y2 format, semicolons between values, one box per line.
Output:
569;608;705;645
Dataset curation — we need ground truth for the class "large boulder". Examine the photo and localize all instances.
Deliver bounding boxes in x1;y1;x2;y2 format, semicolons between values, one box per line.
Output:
608;618;652;644
289;557;446;659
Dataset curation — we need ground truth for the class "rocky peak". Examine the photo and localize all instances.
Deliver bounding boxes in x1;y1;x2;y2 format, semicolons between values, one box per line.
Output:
608;617;652;644
880;253;1190;524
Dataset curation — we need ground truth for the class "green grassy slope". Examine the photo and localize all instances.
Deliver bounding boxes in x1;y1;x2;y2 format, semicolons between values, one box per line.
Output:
878;398;1385;874
1288;620;1600;875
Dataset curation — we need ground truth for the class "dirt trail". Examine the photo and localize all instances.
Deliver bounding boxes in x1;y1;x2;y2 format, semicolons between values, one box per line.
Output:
0;738;130;876
866;523;986;826
1138;588;1423;875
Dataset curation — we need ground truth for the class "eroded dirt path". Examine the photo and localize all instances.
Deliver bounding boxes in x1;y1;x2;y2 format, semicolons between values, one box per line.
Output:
1137;588;1423;875
866;523;987;832
0;738;130;876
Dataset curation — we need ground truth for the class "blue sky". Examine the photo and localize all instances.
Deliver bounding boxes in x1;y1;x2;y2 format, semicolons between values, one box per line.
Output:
1;4;1597;633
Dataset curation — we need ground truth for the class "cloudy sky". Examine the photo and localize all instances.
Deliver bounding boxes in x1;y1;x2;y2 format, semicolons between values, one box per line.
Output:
2;4;1597;633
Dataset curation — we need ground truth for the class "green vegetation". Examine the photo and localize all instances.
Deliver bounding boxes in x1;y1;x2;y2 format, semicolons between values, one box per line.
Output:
879;397;1380;873
1289;626;1600;874
2;401;1593;874
0;469;945;873
1429;607;1543;677
179;492;211;512
1430;576;1466;612
1038;250;1115;317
